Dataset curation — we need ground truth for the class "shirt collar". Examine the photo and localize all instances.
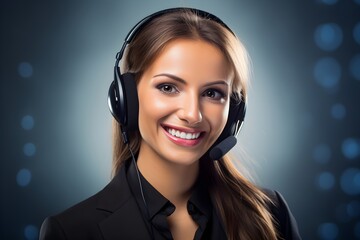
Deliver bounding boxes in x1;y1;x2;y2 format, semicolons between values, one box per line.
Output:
188;174;212;219
126;159;173;220
126;158;212;220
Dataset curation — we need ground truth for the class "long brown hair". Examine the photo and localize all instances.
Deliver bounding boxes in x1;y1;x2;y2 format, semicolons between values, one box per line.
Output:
112;9;278;240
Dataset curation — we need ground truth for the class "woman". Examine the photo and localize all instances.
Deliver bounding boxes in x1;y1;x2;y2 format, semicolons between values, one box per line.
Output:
40;8;301;240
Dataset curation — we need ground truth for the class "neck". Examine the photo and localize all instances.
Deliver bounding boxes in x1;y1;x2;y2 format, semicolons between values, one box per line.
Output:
137;148;199;205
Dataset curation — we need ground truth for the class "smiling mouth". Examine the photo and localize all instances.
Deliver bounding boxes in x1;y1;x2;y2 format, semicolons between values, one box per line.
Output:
163;126;202;140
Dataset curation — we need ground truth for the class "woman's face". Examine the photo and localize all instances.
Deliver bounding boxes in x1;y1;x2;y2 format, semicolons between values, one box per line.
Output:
137;39;231;166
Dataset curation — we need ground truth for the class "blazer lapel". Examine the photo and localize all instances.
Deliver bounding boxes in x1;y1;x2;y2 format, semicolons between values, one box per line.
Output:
96;165;152;240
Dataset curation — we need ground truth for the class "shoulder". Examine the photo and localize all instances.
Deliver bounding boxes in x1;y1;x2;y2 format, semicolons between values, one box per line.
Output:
40;166;133;240
39;190;108;240
263;189;302;240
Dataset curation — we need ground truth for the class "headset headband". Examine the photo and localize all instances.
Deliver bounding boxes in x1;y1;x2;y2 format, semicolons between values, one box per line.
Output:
115;8;235;69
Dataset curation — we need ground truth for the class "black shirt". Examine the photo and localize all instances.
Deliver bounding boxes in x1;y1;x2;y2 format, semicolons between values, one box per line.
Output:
39;158;301;240
126;159;226;240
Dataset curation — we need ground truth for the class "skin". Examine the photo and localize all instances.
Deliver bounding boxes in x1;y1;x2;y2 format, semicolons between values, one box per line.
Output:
136;39;231;239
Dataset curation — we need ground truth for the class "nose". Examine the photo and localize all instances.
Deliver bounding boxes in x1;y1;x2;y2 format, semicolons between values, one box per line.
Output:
177;94;203;125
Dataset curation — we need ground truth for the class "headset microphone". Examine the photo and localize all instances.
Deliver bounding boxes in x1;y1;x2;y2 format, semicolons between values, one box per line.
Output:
209;136;237;160
205;94;246;160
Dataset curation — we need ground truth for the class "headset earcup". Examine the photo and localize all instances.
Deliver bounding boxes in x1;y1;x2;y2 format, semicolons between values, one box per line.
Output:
121;73;139;131
108;72;139;131
215;98;246;144
230;99;246;136
108;80;123;124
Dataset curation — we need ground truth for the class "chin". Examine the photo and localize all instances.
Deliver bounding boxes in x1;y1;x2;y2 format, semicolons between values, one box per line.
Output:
162;150;204;167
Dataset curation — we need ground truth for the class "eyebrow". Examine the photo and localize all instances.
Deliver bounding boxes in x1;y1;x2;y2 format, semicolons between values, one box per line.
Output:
153;73;229;87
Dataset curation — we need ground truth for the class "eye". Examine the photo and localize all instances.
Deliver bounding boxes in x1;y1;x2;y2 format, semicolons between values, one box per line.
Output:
202;88;226;101
157;84;179;94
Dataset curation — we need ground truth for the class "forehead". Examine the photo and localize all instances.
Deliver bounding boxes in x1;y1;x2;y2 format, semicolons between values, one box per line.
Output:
146;39;232;84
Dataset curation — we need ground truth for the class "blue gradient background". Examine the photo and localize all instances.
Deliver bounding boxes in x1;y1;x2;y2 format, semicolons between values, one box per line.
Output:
1;0;359;239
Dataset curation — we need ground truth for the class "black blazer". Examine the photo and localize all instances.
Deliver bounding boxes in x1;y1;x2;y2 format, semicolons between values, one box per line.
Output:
40;166;301;240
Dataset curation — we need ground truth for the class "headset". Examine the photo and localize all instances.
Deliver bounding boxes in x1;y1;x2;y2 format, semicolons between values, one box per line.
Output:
108;7;246;160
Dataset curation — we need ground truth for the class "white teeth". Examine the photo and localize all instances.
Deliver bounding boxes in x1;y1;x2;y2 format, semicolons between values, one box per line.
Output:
167;128;201;140
185;133;192;139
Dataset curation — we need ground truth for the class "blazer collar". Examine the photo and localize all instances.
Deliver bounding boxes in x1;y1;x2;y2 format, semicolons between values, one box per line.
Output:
96;161;152;240
96;162;131;212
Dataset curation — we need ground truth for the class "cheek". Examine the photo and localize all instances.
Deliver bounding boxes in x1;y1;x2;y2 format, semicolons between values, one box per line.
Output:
205;103;229;136
138;91;171;128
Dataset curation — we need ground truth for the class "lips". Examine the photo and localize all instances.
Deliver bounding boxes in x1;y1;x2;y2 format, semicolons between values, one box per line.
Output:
162;125;204;147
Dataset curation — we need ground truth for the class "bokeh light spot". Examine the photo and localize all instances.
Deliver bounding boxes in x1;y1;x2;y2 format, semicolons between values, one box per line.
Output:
314;57;341;89
349;54;360;81
24;225;38;240
318;222;339;239
21;115;34;130
342;138;360;159
18;62;33;78
340;168;360;195
23;143;36;157
316;172;335;190
314;23;343;51
331;103;346;120
354;22;360;45
313;143;332;164
16;168;32;187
